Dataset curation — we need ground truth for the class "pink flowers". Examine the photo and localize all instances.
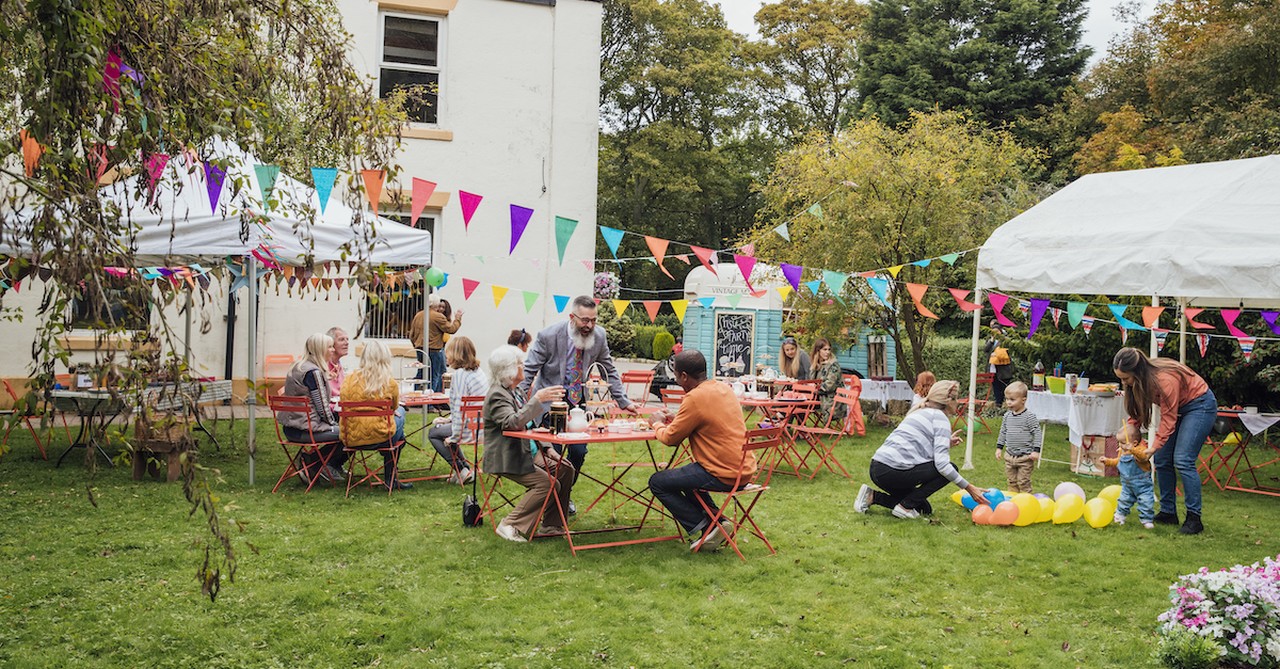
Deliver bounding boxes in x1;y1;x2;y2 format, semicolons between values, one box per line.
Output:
1158;554;1280;666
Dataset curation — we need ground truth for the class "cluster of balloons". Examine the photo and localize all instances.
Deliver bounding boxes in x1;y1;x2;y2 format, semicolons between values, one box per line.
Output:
952;482;1123;529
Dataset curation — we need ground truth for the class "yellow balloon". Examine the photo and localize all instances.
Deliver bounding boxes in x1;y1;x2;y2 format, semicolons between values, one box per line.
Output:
1224;431;1242;446
1098;485;1122;504
1053;494;1085;524
951;489;967;507
1037;497;1055;523
1012;493;1039;527
1083;497;1114;529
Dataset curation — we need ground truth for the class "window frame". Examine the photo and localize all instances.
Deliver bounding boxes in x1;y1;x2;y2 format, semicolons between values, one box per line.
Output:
67;280;153;334
377;11;445;127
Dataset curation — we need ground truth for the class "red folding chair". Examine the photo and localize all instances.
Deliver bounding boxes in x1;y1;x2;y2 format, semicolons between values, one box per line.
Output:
952;372;994;434
3;379;69;460
842;375;866;436
790;387;861;480
660;387;685;410
789;379;820;399
620;369;656;407
762;399;817;480
339;399;407;497
693;425;784;561
267;394;342;493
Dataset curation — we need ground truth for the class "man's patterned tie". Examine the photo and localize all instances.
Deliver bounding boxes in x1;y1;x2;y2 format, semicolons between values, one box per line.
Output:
565;346;584;404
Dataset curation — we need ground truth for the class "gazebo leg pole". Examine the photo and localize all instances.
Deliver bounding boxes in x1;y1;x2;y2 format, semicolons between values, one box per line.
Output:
247;257;257;485
963;287;983;470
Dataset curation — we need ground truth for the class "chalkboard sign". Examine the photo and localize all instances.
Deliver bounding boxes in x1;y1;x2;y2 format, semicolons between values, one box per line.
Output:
714;311;754;378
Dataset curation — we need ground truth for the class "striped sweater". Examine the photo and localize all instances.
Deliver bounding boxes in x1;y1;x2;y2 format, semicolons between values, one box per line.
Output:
871;408;968;489
997;409;1041;457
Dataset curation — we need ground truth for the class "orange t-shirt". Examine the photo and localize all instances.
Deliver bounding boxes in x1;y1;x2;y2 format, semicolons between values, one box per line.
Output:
654;380;753;485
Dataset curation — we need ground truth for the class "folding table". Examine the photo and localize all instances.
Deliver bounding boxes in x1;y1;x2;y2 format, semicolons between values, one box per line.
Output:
49;389;126;467
1199;410;1280;497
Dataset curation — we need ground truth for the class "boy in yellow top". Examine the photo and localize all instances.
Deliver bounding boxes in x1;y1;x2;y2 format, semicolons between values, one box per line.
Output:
649;350;753;552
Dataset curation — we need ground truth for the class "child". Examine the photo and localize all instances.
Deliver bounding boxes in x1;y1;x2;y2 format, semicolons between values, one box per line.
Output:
995;381;1040;493
1099;423;1155;529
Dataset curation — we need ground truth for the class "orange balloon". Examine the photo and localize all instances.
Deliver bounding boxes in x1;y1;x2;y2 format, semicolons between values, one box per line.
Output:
972;505;993;525
991;501;1020;526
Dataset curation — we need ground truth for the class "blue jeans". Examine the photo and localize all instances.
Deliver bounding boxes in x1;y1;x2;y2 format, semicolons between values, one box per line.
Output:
1154;390;1216;516
648;462;733;534
428;349;445;392
1116;456;1155;523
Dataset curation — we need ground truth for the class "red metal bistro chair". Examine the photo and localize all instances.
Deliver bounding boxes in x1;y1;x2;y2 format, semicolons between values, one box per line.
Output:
841;374;866;436
267;394;342;493
693;425;785;561
952;372;994;435
339;399;407;497
621;369;656;407
790;387;861;480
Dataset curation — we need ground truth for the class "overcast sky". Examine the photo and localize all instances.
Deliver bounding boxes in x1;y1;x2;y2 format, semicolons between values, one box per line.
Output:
712;0;1148;64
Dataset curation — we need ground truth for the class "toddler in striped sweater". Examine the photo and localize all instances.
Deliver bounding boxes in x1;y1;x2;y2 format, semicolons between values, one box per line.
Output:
995;381;1041;493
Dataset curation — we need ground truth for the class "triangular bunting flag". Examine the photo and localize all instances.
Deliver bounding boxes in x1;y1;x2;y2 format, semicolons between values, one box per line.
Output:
887;265;904;278
553;295;570;313
1120;326;1129;345
1027;298;1050;338
776;286;793;301
462;278;480;300
1142;306;1165;330
986;293;1016;327
612;299;630;316
726;294;742;308
146;153;171;200
1067;302;1087;328
642;301;662;322
204;161;226;213
1263;311;1280;336
1017;299;1031;316
554;216;578;266
1219;309;1250;338
312;167;338;214
773;222;790;241
522;290;539;313
674;254;690;264
254;163;280;205
1197;333;1210;357
780;263;803;291
644;236;674;279
948;288;981;312
690;246;717;276
1185;307;1215;330
697;297;715;309
740;243;755;257
670;299;688;322
1081;315;1095;336
1108;304;1147;330
581;259;594;272
938;253;961;265
410;178;437;226
906;283;938;319
19;130;43;177
822;270;848;295
1154;329;1169;353
865;277;893;308
458;191;483;230
805;280;823;296
509;205;534;254
734;254;756;287
1238;336;1256;362
1051;307;1062;327
807;202;824;219
491;285;509;307
912;259;931;268
595;226;624;259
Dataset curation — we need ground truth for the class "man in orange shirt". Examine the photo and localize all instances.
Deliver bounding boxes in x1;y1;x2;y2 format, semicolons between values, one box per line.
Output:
649;350;754;552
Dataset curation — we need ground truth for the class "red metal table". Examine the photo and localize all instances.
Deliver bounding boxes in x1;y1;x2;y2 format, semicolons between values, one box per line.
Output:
1199;410;1280;497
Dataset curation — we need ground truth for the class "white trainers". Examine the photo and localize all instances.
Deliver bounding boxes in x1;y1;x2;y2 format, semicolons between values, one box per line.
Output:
691;520;733;552
1142;521;1155;529
445;471;460;485
854;484;874;514
891;504;921;520
1113;513;1126;526
459;467;475;484
496;522;527;543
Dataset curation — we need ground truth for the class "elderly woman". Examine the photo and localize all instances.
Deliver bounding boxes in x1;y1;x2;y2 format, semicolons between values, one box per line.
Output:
340;339;411;490
854;381;990;518
280;332;347;484
1112;347;1215;534
778;336;811;380
427;336;486;484
482;345;573;542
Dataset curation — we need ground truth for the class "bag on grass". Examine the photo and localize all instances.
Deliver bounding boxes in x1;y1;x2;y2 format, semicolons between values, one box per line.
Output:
462;472;483;527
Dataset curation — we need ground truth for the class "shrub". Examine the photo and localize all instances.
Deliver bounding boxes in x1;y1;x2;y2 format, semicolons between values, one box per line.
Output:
1155;627;1223;669
598;303;634;357
1157;554;1280;668
654;312;683;339
652;331;675;359
632;325;665;359
923;336;978;386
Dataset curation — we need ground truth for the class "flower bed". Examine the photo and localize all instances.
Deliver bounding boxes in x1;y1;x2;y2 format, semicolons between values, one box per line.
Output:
1157;554;1280;668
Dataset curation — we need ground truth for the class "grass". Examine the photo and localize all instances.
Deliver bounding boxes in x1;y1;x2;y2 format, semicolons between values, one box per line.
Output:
2;411;1280;668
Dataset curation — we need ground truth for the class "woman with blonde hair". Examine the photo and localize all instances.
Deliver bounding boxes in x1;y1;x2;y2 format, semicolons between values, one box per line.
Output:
778;337;811;380
280;332;347;484
340;339;411;490
427;336;487;484
911;371;936;409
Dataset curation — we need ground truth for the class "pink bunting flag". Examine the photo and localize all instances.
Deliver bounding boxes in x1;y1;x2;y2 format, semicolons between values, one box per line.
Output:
733;254;756;288
645;236;674;279
1238;336;1257;362
103;52;122;109
1027;298;1050;338
986;293;1017;326
1185;307;1215;330
1263;311;1280;336
1219;308;1250;338
906;283;938;319
462;278;480;300
458;191;483;230
410;178;437;226
509;204;534;254
642;301;662;323
674;254;690;265
1197;333;1210;357
145;153;170;202
739;243;755;257
1081;316;1095;336
948;288;982;312
581;259;595;272
361;169;384;216
90;144;111;182
690;246;718;276
1142;306;1165;330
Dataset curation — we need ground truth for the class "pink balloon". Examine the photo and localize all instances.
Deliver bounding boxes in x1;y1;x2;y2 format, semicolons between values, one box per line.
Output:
991;501;1020;526
972;505;993;525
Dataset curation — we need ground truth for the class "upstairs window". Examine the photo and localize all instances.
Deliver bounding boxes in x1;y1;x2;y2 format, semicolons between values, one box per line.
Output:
379;14;442;125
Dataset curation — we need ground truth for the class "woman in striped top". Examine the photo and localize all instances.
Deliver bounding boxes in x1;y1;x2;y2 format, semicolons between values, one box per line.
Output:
428;336;488;484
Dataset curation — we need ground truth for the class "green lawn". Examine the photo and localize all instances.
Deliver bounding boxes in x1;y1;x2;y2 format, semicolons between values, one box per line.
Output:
2;413;1278;668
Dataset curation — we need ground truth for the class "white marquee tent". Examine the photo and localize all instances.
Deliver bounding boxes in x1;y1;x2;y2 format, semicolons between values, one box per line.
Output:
961;155;1280;467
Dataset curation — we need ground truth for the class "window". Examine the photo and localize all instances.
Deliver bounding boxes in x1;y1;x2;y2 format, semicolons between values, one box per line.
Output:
69;281;151;331
362;215;435;340
380;14;441;125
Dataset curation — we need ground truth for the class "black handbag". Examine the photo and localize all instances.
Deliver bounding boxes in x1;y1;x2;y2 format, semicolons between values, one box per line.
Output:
462;471;483;527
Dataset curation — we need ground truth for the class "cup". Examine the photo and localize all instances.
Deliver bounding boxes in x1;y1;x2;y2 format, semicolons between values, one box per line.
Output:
1245;406;1258;414
548;401;569;434
1077;377;1089;393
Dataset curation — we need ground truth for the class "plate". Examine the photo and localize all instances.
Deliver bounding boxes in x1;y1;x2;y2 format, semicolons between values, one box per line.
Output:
532;427;551;433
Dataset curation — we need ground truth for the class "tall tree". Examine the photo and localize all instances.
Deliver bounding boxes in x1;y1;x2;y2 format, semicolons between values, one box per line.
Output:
748;111;1041;380
855;0;1090;134
746;0;867;141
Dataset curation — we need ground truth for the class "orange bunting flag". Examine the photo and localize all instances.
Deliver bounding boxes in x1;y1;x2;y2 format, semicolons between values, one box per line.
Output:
670;299;688;322
644;236;674;279
906;283;939;319
19;130;42;177
674;254;690;265
491;285;509;307
642;301;662;322
612;299;630;316
1184;307;1215;330
948;288;982;312
690;246;717;276
361;169;384;216
410;178;436;226
1142;306;1165;330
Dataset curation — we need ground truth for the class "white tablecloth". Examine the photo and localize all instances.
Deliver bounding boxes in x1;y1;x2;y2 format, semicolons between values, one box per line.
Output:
862;380;914;407
1026;391;1126;447
1237;412;1280;436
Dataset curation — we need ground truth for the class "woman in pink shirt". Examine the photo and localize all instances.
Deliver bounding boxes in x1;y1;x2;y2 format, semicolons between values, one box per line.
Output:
1112;347;1216;535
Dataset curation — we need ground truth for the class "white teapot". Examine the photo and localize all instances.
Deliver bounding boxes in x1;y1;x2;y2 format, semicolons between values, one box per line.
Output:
760;367;778;382
732;381;746;397
567;406;594;433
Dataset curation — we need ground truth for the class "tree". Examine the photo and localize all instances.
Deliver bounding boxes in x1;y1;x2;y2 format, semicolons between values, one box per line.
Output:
0;0;405;599
1072;105;1184;174
745;0;867;141
748;111;1041;381
855;0;1091;135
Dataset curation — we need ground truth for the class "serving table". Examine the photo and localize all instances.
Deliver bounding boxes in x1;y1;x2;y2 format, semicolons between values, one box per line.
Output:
1025;390;1126;476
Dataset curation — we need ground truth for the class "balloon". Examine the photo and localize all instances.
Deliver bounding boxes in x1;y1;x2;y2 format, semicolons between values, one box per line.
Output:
1054;482;1086;502
972;505;993;525
1036;496;1055;523
1098;485;1122;504
961;492;979;510
952;489;969;508
425;267;445;287
1224;431;1242;446
1053;494;1085;524
985;489;1007;508
1011;493;1039;527
991;501;1020;526
1033;493;1050;500
1083;498;1114;529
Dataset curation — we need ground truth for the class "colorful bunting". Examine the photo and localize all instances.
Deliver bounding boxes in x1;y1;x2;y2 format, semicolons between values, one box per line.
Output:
986;293;1016;327
1142;306;1165;330
1120;327;1129;345
1219;309;1250;338
462;278;480;300
948;288;982;312
780;263;804;291
19;130;42;177
644;236;674;279
509;204;534;254
938;253;961;266
887;265;904;278
912;259;931;268
776;286;793;301
1017;299;1031;316
1051;307;1062;328
773;222;791;241
1027;299;1050;338
807;202;824;219
600;226;625;259
726;294;742;308
522;290;539;313
674;254;690;265
1185;307;1215;330
1067;302;1087;328
1263;311;1280;336
689;246;717;276
1107;304;1147;331
865;277;893;309
739;242;755;258
642;301;662;322
312;167;338;214
1154;328;1169;353
204;161;227;213
1238;337;1257;362
553;295;570;313
696;297;715;309
1081;315;1095;336
805;280;823;296
491;285;509;307
1197;333;1210;357
611;299;630;316
554;216;578;266
822;270;848;295
458;191;483;230
906;283;938;319
733;254;756;287
254;163;280;206
410;178;437;226
670;299;688;322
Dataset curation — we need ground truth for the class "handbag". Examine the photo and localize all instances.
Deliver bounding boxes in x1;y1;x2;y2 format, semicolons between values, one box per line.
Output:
462;469;483;527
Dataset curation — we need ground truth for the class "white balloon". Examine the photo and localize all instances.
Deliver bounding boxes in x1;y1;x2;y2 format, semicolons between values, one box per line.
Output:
1054;481;1087;502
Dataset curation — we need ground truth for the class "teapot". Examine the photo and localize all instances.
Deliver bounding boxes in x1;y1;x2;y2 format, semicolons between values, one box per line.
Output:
732;381;746;397
760;367;778;382
567;406;595;433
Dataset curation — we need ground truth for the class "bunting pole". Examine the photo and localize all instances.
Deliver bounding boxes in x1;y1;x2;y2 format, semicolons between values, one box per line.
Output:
1178;298;1188;364
963;285;983;471
246;256;258;485
1148;294;1160;444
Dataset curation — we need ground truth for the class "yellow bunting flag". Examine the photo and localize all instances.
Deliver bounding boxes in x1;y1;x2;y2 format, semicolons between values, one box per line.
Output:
642;301;662;322
612;299;630;316
491;285;509;307
669;299;688;322
777;285;793;301
906;283;939;319
888;265;904;278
